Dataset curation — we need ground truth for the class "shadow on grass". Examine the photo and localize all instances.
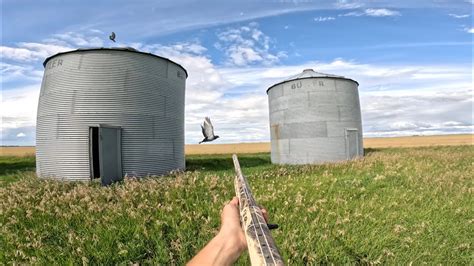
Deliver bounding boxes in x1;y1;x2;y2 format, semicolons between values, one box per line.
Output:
334;236;369;264
0;156;36;175
364;148;381;155
186;154;271;171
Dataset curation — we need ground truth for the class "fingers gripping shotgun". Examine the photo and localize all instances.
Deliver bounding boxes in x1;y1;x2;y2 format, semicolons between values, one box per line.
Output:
232;154;284;266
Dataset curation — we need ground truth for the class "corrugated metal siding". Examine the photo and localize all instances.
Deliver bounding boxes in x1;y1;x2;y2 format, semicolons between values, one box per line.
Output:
36;50;186;181
268;72;363;165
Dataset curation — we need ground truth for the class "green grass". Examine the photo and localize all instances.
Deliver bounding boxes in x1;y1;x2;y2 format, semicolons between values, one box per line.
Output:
0;156;36;185
0;146;472;264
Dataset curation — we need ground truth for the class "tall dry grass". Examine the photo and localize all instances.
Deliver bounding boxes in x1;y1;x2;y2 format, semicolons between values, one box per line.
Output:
0;146;472;264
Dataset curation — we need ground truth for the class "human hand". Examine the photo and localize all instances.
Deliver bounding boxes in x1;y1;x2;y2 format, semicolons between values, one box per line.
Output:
219;197;269;253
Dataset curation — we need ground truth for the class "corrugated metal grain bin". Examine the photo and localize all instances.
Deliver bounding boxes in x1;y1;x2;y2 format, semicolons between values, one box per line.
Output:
36;47;187;184
267;69;363;165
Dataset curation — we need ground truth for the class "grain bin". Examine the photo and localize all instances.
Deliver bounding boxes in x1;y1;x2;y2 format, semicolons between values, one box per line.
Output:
267;69;363;164
36;47;187;184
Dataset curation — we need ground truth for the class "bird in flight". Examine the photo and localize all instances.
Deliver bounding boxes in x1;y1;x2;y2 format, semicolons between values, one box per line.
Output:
109;32;116;42
199;117;219;144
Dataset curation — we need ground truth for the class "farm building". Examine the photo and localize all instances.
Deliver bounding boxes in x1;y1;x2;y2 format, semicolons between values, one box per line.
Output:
36;47;187;185
267;68;363;164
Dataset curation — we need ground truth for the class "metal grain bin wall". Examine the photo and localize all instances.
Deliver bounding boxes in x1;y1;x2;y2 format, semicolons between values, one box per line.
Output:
36;48;187;182
267;69;363;165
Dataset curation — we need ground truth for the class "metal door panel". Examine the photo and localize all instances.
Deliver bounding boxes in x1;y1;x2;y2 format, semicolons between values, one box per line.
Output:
345;128;359;159
99;126;122;185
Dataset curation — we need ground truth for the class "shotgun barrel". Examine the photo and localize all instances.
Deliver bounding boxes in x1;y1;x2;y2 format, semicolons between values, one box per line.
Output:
232;154;284;266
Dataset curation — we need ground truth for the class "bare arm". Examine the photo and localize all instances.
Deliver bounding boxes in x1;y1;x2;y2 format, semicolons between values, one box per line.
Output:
187;197;268;266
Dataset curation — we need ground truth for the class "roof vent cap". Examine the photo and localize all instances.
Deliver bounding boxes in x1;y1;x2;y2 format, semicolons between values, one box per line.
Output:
303;68;314;72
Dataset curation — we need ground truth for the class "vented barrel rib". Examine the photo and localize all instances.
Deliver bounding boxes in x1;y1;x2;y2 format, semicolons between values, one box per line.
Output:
232;154;284;266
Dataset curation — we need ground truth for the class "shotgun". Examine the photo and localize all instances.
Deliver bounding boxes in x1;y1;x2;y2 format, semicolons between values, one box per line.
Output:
232;154;284;266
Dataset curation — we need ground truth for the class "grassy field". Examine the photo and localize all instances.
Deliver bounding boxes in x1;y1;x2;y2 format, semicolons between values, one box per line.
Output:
0;146;473;264
0;156;36;186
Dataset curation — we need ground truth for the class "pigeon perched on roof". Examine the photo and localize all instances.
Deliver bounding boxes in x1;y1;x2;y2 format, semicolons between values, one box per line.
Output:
199;117;219;144
109;32;116;42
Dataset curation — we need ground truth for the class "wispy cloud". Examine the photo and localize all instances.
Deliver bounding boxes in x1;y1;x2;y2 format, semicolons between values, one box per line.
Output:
0;44;69;62
365;8;401;16
314;16;336;22
1;31;105;62
47;31;105;47
334;0;364;9
215;22;286;66
1;63;43;82
448;13;470;18
341;8;401;17
465;27;474;33
365;41;474;49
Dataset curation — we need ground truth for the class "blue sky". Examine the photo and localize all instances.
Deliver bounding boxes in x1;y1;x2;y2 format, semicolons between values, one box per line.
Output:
1;0;473;145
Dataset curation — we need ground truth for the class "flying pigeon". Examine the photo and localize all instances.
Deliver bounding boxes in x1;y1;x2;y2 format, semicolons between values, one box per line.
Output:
109;32;116;42
199;117;219;144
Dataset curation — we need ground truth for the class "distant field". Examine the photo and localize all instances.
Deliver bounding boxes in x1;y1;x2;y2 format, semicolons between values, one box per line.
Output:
3;134;470;156
363;134;473;148
186;142;270;155
0;146;473;264
0;146;36;156
185;134;473;154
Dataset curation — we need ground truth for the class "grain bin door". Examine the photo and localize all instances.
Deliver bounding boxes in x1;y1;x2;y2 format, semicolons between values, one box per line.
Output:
345;128;360;159
99;126;123;185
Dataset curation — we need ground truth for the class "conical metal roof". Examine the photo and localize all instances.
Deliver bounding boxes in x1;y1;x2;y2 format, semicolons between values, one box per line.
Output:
267;68;358;93
43;47;188;77
285;68;344;80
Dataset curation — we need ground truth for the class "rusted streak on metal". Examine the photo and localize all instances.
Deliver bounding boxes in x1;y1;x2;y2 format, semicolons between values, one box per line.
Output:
233;154;284;266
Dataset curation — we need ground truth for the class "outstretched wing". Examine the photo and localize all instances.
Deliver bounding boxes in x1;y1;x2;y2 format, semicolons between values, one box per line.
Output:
202;117;215;138
110;32;116;42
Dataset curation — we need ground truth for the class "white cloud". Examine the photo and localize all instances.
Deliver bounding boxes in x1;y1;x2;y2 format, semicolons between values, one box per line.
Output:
216;60;472;140
448;13;470;18
465;27;474;33
1;29;472;145
365;8;401;17
16;132;26;138
366;41;473;49
341;8;401;17
0;84;41;143
1;62;43;82
134;42;207;57
334;0;364;9
48;32;104;47
361;87;473;137
1;31;106;62
314;16;336;22
0;44;70;62
215;23;286;66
